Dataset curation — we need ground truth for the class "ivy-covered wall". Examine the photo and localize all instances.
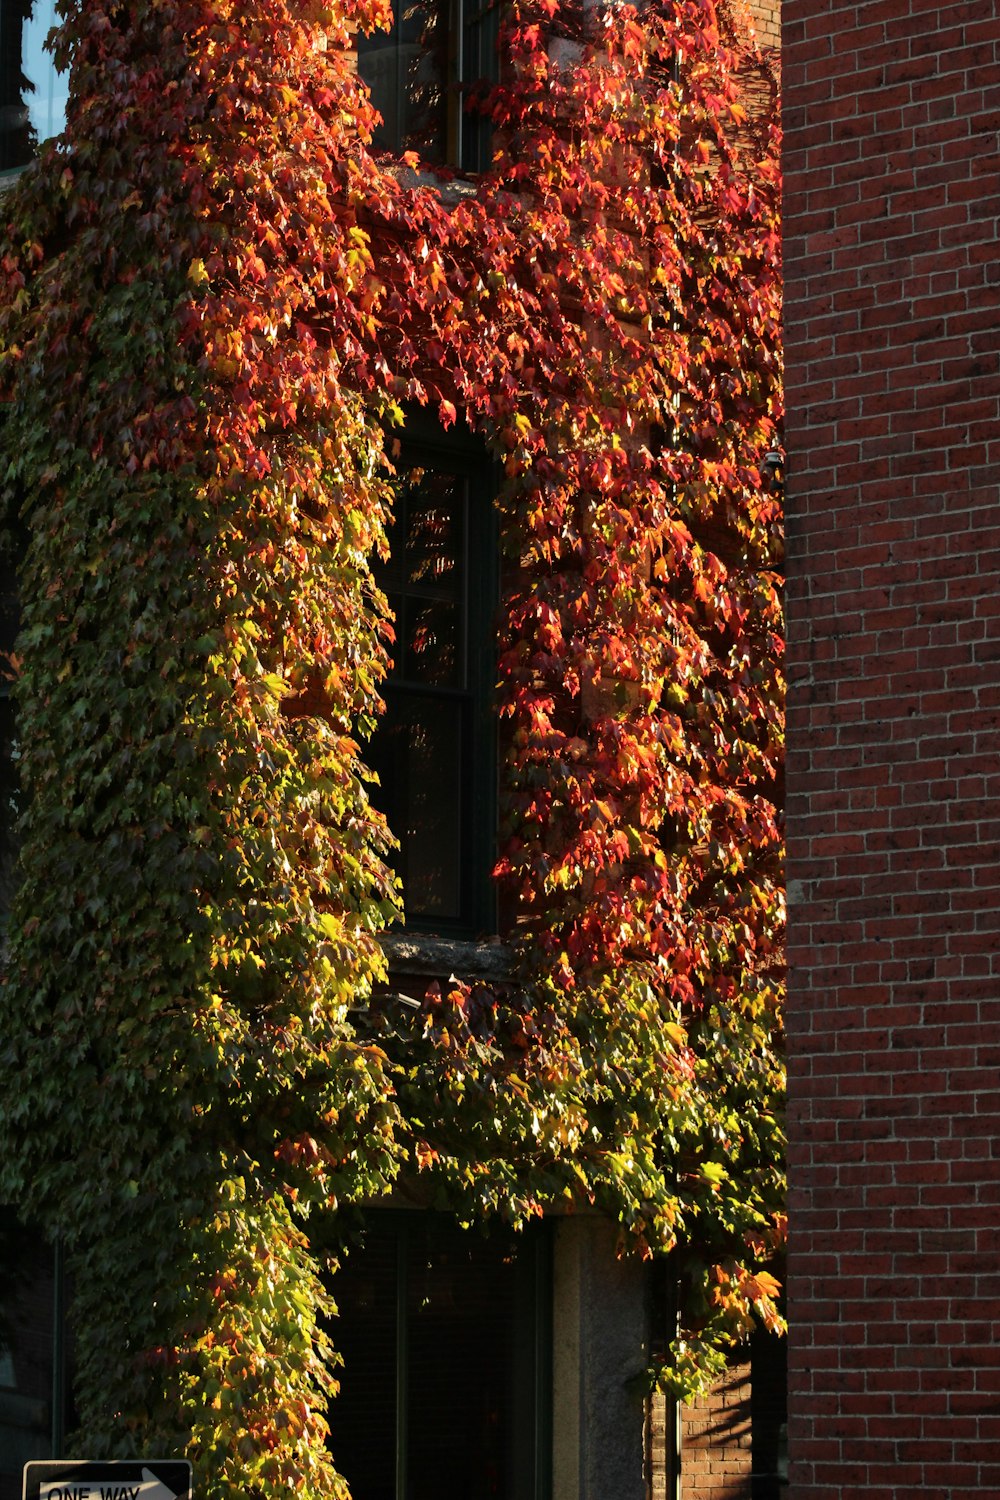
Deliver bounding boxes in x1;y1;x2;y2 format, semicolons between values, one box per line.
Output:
0;0;782;1490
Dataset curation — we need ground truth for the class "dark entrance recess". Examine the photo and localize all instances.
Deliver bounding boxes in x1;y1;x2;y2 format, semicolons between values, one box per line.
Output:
750;1324;788;1498
328;1213;551;1500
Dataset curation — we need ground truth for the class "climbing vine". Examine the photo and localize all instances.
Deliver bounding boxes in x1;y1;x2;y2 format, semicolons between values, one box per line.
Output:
375;0;784;1394
0;0;781;1487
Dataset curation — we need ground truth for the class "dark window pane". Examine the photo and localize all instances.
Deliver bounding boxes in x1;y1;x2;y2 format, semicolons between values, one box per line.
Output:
355;0;499;171
406;1223;533;1500
367;435;496;934
369;460;471;925
0;1213;59;1495
369;694;465;921
460;0;500;172
751;1326;788;1497
357;0;450;163
383;467;465;690
397;593;460;687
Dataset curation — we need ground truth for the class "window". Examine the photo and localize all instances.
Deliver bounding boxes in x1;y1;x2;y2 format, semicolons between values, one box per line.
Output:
328;1212;551;1500
0;0;67;174
356;0;501;173
367;431;497;935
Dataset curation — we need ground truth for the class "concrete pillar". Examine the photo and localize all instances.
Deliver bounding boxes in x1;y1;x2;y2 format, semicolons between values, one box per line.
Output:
551;1214;650;1500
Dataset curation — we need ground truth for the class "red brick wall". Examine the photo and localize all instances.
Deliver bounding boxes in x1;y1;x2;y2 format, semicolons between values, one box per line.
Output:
784;2;1000;1495
647;1368;753;1500
681;1363;754;1499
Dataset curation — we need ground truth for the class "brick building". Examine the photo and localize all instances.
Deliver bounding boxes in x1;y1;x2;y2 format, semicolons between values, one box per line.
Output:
785;1;1000;1494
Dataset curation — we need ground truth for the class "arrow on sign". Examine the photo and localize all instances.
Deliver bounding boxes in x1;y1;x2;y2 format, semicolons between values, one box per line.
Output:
138;1471;180;1500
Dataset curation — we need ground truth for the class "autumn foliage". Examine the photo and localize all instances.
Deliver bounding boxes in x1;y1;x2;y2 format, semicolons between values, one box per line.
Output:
0;0;781;1489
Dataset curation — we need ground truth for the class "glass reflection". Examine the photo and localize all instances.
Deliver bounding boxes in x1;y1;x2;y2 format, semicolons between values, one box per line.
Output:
356;0;450;163
0;0;67;172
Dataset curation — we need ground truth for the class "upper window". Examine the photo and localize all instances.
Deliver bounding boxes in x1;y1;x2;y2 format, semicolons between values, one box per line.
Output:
367;432;497;935
0;0;67;174
356;0;500;173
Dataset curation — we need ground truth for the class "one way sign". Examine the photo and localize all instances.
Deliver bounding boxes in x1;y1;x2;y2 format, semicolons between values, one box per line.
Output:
23;1462;192;1500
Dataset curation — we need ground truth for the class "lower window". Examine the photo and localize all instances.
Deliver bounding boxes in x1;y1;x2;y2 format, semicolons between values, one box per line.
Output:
329;1213;551;1500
